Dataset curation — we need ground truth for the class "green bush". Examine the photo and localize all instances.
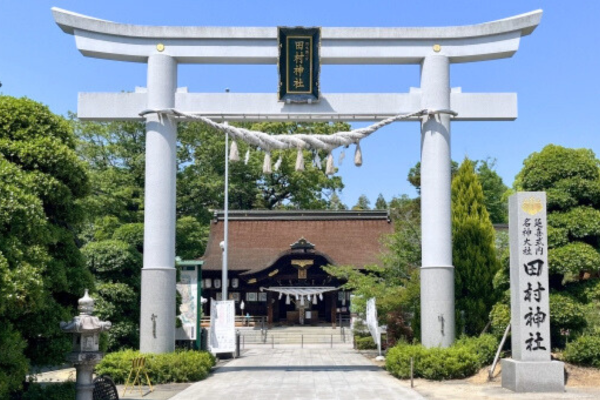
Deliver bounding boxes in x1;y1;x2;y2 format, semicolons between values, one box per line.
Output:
386;334;498;380
563;334;600;368
355;335;377;350
489;302;511;339
20;382;76;400
95;349;216;384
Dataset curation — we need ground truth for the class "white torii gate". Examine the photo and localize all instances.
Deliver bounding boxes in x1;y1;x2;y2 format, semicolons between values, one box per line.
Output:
53;8;541;353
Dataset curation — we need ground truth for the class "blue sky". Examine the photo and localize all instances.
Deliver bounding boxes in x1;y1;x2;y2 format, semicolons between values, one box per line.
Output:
2;1;599;207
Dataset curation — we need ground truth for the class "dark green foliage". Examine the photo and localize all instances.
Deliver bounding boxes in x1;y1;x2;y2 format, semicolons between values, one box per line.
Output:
113;223;144;252
0;324;28;398
386;334;498;380
563;334;600;368
516;146;600;207
176;216;209;260
489;303;511;339
409;160;508;223
511;145;600;348
548;242;600;277
375;193;387;210
475;159;508;224
82;240;141;276
19;382;76;400
355;335;377;350
0;96;92;396
549;293;588;347
177;121;346;223
452;158;501;335
96;349;216;384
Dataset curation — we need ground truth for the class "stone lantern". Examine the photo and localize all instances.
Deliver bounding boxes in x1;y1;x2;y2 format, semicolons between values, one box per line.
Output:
60;289;111;400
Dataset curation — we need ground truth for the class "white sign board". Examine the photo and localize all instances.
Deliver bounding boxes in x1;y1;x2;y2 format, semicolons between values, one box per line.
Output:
366;297;381;354
176;267;197;340
208;300;236;355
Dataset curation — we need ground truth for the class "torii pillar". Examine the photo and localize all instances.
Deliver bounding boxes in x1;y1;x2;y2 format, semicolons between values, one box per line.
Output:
53;7;542;352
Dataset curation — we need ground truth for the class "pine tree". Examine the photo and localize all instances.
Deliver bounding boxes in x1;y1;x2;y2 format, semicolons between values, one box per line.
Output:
375;193;388;210
452;158;500;335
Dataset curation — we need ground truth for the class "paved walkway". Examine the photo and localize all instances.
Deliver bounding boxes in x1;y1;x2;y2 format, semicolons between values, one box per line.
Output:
170;348;425;400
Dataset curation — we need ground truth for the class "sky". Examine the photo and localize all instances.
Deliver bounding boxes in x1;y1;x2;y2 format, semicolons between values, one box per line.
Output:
1;1;600;208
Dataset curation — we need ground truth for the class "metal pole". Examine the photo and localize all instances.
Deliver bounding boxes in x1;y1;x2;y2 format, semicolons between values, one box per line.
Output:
222;121;229;301
410;357;414;388
198;267;202;351
489;324;511;380
301;334;304;349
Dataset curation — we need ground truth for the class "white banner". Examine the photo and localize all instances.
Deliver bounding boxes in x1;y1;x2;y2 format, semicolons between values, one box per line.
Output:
176;267;197;340
209;300;236;355
366;297;381;352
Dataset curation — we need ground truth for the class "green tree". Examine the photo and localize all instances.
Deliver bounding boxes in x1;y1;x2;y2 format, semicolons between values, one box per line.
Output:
177;121;346;223
475;159;508;224
327;192;347;210
409;160;508;223
325;194;421;343
408;161;459;194
0;96;93;396
73;118;348;349
352;194;371;210
452;158;500;336
375;193;388;210
512;145;600;344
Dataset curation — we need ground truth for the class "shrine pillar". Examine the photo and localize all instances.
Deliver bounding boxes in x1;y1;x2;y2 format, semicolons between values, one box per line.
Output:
140;54;178;353
419;55;455;348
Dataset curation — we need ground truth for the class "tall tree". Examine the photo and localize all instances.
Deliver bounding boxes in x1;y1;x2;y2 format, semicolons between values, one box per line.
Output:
0;96;93;396
452;158;500;335
475;159;508;224
177;121;347;223
409;160;508;223
352;194;371;210
375;193;388;210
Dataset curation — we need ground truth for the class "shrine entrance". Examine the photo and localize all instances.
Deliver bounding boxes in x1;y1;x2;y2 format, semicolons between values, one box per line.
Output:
53;7;542;353
198;210;392;328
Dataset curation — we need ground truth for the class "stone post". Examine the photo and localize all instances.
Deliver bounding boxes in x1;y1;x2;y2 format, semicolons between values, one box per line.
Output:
502;192;564;392
140;53;178;353
419;55;455;348
60;290;111;400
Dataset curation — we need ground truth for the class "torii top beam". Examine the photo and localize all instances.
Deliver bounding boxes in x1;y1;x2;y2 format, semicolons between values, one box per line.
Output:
53;8;541;65
52;8;541;122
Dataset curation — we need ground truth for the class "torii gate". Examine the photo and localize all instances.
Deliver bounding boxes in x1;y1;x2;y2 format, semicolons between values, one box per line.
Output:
53;8;541;353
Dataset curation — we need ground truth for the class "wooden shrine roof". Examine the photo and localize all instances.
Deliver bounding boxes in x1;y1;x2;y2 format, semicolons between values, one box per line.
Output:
200;210;393;274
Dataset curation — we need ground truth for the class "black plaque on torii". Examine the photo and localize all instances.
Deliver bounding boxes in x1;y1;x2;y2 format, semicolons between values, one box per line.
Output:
278;27;321;103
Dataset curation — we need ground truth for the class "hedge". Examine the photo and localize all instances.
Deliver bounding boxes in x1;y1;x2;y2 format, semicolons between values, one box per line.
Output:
386;334;498;380
95;349;216;384
563;334;600;368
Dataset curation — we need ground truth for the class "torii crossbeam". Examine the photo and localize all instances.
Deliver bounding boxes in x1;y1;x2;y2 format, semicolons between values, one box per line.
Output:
53;7;541;353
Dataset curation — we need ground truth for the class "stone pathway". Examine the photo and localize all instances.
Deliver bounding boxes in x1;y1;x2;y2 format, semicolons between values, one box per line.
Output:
170;348;425;400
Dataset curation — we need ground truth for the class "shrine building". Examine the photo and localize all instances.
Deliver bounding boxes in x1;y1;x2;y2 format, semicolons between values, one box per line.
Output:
199;210;393;326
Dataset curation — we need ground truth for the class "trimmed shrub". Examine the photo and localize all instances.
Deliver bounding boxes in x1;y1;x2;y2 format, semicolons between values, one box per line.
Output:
95;349;216;384
355;335;377;350
563;334;600;368
386;334;498;380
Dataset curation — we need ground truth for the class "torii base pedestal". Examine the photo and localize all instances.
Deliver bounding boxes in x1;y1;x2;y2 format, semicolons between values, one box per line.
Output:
501;359;564;393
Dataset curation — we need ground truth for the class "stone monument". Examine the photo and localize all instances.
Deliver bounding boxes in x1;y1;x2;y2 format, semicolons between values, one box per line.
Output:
502;193;564;392
61;289;112;400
